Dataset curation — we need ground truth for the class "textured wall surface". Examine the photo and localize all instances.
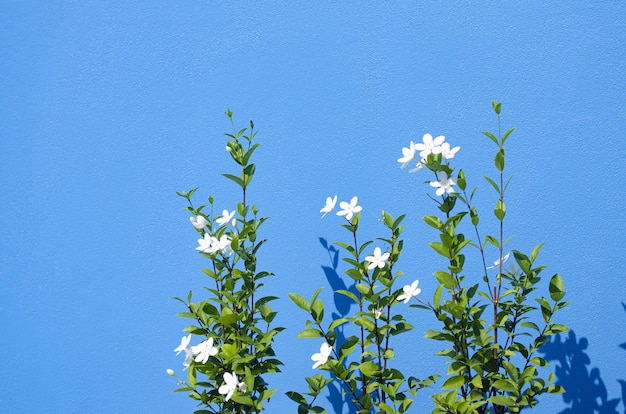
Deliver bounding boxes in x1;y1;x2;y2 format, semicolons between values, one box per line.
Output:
1;2;625;413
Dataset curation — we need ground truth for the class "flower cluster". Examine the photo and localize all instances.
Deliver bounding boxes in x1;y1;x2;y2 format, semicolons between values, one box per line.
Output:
398;133;461;195
320;195;362;220
196;233;233;256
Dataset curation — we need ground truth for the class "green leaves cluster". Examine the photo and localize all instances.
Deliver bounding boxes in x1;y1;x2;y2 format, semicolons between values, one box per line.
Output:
288;212;438;413
173;111;283;414
420;102;568;413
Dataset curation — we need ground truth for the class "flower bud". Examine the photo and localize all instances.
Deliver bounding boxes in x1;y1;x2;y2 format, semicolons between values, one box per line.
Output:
166;369;175;376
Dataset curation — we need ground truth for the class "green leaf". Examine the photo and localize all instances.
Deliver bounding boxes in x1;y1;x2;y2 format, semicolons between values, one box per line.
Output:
423;215;443;230
530;242;545;262
434;271;457;289
484;176;500;193
549;274;565;301
494;199;506;220
502;127;515;144
442;375;465;389
222;173;245;188
492;379;518;393
359;361;380;378
488;395;515;407
336;289;359;304
288;292;310;311
494;148;505;172
492;101;502;115
297;328;323;338
429;242;450;258
482;131;499;145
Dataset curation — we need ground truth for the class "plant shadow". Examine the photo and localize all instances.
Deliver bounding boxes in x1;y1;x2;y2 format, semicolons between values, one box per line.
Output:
541;303;626;414
319;237;358;414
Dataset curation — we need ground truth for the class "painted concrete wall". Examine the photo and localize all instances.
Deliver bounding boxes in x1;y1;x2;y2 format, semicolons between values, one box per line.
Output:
1;2;624;412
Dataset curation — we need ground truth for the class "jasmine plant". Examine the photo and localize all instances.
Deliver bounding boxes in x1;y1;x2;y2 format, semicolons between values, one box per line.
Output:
287;198;438;413
169;111;283;414
399;102;568;413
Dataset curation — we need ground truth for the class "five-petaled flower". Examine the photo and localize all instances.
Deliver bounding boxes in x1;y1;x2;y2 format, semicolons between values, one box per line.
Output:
397;280;421;303
487;252;511;269
337;196;362;221
397;141;417;169
415;133;445;158
430;172;457;196
365;247;390;270
320;195;337;217
216;209;236;226
191;337;218;364
440;142;460;160
190;215;208;229
311;342;332;369
218;372;244;401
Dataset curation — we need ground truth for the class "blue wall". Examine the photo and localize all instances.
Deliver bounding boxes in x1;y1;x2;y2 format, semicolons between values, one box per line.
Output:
1;2;624;413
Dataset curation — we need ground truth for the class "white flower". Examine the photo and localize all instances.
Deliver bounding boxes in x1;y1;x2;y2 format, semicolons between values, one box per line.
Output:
174;334;192;355
415;133;445;158
487;252;511;269
373;308;382;319
365;247;390;270
320;195;337;217
196;233;215;253
430;172;457;196
409;157;428;173
166;369;175;376
216;234;233;256
397;141;417;169
440;142;460;159
397;280;421;303
216;210;235;226
190;215;208;229
311;342;332;369
337;196;362;221
191;337;218;364
219;372;243;401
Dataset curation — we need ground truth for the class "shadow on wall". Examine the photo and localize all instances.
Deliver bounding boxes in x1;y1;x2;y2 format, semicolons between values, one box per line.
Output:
541;303;626;414
319;238;358;414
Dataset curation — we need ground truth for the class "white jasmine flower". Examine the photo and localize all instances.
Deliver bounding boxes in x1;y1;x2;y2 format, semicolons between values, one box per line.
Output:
174;334;192;355
311;342;333;369
373;308;382;319
415;133;445;158
216;210;235;226
337;196;362;221
219;372;243;401
487;252;511;269
397;280;421;303
196;233;215;253
397;141;417;169
191;337;218;364
430;172;457;196
365;247;390;270
440;142;460;159
320;195;337;217
190;215;208;229
216;234;233;256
